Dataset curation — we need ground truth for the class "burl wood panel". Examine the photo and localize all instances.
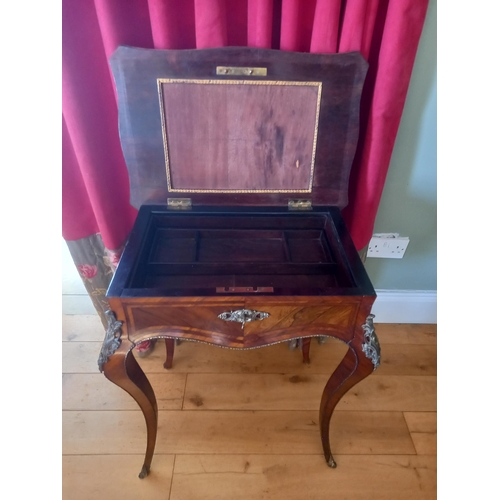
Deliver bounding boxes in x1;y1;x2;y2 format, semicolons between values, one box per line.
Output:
160;81;319;191
126;304;245;347
242;303;358;338
124;299;360;347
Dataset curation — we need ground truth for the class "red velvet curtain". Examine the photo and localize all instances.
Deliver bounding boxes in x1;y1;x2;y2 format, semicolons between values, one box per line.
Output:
62;0;429;252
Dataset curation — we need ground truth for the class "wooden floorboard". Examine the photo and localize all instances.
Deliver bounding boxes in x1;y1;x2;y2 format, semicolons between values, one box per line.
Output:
404;412;437;455
62;455;175;500
170;455;437;500
62;318;437;499
183;373;436;411
63;409;415;455
62;373;187;411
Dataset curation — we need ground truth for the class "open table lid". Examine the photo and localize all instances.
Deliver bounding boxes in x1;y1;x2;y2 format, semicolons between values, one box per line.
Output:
110;46;368;209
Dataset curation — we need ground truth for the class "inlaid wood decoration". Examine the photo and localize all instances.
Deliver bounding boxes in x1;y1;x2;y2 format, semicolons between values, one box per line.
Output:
158;79;321;193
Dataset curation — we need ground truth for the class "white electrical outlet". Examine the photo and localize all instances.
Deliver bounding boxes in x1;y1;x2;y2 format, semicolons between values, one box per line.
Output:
367;235;410;259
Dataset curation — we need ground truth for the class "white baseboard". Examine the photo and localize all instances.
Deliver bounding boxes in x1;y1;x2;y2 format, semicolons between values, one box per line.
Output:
371;289;437;324
62;289;437;324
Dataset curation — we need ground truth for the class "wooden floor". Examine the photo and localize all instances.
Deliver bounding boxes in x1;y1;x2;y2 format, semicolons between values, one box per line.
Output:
62;316;437;500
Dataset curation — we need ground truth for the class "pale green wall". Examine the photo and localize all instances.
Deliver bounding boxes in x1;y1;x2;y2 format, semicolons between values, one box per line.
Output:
364;0;436;290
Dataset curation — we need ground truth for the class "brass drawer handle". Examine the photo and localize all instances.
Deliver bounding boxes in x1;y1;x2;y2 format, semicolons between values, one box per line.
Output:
218;309;270;328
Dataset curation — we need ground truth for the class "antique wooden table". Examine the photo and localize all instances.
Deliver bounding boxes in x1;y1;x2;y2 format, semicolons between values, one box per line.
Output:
98;46;380;478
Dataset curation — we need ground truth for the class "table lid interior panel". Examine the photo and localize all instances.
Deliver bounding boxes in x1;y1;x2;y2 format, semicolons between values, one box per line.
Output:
110;46;368;209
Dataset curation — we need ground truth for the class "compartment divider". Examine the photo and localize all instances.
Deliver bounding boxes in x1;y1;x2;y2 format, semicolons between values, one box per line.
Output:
282;231;292;262
194;230;201;262
145;262;337;276
320;230;336;263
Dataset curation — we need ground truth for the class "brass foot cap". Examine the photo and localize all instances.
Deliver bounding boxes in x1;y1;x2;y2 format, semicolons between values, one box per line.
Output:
327;456;337;468
139;465;150;479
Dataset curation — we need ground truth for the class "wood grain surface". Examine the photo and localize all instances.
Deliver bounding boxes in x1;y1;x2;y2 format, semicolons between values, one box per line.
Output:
161;81;319;191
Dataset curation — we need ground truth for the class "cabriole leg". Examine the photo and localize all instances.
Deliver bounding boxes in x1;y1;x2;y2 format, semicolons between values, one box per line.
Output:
302;337;311;364
98;311;158;479
164;338;175;369
320;314;380;467
104;348;158;478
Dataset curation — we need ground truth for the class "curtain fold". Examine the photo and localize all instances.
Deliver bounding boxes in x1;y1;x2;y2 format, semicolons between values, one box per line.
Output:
148;0;195;49
94;0;154;59
247;0;274;48
338;0;379;56
62;0;137;250
309;0;342;53
280;0;317;51
341;0;430;244
62;0;430;319
194;0;228;47
62;116;99;240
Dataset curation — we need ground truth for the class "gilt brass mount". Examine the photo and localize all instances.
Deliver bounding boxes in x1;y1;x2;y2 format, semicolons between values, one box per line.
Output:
288;199;313;210
216;66;267;76
167;198;192;210
218;309;270;329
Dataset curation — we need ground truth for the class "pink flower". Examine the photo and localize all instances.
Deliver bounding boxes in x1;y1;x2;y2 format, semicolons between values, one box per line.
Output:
78;264;98;279
109;251;122;267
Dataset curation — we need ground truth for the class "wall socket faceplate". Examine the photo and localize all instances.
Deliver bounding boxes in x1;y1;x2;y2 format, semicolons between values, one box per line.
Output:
367;234;410;259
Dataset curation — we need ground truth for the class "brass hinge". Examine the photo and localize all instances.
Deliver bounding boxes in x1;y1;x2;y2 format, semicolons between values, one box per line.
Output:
288;199;312;211
167;198;192;210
